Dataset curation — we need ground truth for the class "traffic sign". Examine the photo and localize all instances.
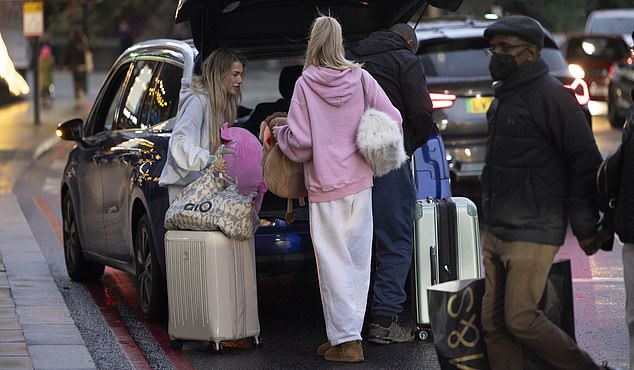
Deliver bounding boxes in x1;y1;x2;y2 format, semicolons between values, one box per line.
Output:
23;1;44;37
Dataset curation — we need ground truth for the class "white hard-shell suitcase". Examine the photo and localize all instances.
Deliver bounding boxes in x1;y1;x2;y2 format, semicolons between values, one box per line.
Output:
165;230;260;352
413;197;482;340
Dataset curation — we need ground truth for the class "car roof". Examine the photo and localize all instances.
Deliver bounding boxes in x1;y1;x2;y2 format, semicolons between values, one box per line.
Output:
412;18;559;49
587;8;634;18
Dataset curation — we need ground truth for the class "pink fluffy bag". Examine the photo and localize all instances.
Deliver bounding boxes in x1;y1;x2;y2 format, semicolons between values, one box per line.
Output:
220;123;267;213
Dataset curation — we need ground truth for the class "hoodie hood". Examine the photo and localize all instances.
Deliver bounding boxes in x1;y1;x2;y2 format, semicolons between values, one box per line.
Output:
300;65;362;107
350;30;410;57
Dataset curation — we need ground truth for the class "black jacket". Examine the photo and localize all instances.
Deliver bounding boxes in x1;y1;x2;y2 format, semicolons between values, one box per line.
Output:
347;31;433;157
64;35;87;70
482;58;602;246
614;109;634;242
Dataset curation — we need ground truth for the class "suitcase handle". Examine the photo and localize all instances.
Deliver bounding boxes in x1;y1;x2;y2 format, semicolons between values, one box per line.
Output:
212;144;239;186
430;246;437;286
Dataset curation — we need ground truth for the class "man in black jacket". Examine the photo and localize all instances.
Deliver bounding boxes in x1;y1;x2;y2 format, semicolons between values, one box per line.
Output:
481;15;613;370
347;24;433;344
612;32;634;370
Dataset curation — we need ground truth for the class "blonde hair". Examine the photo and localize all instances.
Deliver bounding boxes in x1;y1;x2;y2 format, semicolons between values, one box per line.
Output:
304;15;358;71
191;48;246;152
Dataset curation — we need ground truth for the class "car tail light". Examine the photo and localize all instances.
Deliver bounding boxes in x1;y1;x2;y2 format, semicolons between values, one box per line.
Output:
607;65;615;79
430;93;457;109
565;78;590;106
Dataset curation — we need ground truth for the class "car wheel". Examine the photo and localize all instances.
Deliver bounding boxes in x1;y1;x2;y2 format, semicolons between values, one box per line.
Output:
608;89;626;128
134;214;166;321
62;193;104;281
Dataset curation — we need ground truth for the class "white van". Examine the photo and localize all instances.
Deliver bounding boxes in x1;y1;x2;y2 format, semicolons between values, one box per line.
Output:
585;8;634;46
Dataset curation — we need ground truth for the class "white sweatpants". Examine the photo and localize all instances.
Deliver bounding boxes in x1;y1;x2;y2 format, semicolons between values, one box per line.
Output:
624;242;634;370
309;188;373;346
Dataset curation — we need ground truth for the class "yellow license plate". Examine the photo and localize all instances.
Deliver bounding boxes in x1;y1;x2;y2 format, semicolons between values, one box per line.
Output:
467;97;493;113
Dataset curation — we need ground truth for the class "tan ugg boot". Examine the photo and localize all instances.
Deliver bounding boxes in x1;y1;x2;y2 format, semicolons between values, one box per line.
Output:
323;340;364;363
316;341;331;356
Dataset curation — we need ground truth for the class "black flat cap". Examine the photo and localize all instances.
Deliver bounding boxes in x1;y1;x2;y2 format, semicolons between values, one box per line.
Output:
484;15;545;50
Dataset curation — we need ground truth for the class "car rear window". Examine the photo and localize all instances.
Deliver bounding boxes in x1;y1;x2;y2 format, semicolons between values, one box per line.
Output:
241;57;302;109
417;37;568;78
566;37;628;59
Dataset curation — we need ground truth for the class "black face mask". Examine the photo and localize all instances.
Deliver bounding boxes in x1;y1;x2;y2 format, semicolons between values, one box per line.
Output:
488;52;518;81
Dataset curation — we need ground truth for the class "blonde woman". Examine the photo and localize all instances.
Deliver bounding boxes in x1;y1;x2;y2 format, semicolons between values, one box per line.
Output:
273;15;402;363
159;48;246;202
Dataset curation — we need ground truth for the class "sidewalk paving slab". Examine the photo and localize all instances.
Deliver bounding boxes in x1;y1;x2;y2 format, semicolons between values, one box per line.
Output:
0;193;96;370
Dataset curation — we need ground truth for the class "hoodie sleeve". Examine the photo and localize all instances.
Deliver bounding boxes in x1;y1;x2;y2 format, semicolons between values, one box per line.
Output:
366;71;403;128
168;94;215;171
274;82;313;162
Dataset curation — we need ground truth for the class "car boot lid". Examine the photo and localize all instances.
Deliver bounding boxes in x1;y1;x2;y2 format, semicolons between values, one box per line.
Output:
174;0;462;58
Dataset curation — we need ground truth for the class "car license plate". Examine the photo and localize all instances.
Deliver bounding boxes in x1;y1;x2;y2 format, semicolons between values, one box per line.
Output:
467;97;493;113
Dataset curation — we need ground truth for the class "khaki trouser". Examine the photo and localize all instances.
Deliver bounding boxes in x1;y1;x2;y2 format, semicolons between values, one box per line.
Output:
481;232;599;370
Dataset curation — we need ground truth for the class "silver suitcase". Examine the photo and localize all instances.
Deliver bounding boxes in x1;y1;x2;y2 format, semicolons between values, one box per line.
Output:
165;230;260;352
413;197;482;338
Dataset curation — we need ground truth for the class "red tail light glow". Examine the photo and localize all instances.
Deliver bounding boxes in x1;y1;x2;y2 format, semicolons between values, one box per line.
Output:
565;78;590;106
607;65;615;80
430;93;457;109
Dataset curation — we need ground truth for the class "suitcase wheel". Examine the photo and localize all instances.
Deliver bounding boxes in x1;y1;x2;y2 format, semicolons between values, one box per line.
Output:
416;328;432;342
210;341;223;354
251;336;262;349
170;339;183;350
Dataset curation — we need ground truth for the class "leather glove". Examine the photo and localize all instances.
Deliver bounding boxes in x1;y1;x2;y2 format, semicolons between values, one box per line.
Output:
578;225;614;256
579;236;601;256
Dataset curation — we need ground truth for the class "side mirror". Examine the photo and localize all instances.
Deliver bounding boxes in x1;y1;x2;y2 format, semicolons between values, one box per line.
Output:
56;118;84;141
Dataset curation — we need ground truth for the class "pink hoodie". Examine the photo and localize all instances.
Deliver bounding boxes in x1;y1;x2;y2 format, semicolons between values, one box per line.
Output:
274;65;402;202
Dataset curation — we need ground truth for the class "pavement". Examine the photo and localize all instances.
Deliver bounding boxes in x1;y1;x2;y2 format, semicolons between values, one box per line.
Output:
0;71;105;370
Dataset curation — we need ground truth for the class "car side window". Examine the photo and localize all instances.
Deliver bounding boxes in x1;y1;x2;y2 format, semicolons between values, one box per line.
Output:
113;60;158;131
139;62;182;127
87;63;133;136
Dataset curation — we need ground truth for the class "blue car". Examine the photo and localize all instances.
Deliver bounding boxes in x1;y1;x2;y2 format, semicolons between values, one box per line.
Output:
56;0;454;321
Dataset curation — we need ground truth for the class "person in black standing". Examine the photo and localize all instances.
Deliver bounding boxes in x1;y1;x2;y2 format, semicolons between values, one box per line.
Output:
347;23;434;344
609;31;634;370
480;15;614;370
63;26;89;104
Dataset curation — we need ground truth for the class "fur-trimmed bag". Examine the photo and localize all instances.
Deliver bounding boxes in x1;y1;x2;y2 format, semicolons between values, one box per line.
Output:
356;74;407;177
259;112;307;224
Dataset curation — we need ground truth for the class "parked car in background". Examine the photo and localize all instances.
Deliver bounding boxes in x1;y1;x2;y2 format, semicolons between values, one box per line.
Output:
56;0;458;322
414;19;591;193
564;33;629;101
608;33;634;128
584;8;634;46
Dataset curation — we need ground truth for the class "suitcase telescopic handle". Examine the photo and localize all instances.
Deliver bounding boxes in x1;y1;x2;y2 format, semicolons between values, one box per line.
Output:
430;246;438;286
213;144;238;186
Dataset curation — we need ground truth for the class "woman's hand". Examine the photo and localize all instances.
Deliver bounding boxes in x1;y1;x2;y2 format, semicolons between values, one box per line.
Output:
271;126;279;141
262;124;273;150
212;157;226;173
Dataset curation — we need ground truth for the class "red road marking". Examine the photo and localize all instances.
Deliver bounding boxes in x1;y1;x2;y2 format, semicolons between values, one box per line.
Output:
86;277;153;370
35;196;152;369
34;195;194;370
33;195;62;245
108;270;195;370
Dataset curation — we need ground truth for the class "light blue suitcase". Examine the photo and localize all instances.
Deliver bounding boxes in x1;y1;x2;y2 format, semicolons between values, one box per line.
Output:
413;197;482;340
